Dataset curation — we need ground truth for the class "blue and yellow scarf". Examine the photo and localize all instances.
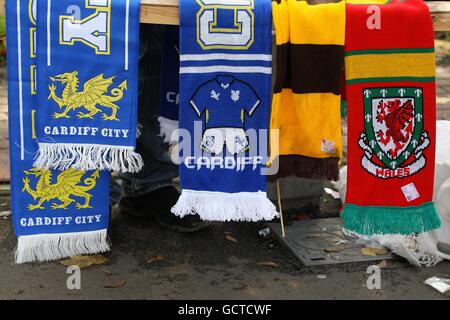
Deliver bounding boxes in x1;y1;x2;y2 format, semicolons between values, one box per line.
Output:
33;0;142;173
5;0;139;263
172;0;278;221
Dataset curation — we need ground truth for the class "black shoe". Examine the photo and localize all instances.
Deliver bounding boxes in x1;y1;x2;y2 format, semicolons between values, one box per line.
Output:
119;186;210;233
119;193;156;217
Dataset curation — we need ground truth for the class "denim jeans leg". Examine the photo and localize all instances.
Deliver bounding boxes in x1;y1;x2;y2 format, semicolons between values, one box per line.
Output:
115;24;178;199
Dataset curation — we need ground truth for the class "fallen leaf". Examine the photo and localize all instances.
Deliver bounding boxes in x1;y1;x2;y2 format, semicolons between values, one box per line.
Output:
256;261;279;268
225;234;238;243
59;254;108;269
104;280;126;289
146;255;165;264
437;97;450;105
361;247;389;257
377;260;388;269
324;244;346;253
0;211;11;217
94;265;112;275
291;213;310;221
232;283;248;290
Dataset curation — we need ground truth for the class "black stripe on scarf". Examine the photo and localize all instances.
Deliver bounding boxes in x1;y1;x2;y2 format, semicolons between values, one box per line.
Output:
274;43;344;95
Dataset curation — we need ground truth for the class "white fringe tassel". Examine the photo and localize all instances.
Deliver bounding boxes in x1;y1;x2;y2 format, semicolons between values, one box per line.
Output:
34;143;144;173
158;117;179;145
171;190;279;222
15;229;110;264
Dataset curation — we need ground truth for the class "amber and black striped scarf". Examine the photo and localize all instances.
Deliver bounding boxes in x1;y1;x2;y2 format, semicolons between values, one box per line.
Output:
269;0;345;181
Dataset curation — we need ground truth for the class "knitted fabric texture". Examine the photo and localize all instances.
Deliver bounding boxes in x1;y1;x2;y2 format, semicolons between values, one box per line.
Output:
341;0;441;235
269;0;345;182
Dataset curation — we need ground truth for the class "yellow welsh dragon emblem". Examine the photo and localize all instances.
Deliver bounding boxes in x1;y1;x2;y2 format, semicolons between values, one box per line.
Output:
22;168;100;211
48;71;127;121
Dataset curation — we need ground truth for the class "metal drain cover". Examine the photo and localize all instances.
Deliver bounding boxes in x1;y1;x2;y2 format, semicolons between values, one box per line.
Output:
267;218;393;266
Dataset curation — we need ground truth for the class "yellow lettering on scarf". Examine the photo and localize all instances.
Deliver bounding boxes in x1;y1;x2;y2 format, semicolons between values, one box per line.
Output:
30;65;36;95
29;0;37;94
196;0;255;50
31;110;36;139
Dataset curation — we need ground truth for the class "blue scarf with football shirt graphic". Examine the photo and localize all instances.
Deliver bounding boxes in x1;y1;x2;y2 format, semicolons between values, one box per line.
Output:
6;0;111;263
172;0;278;221
33;0;142;173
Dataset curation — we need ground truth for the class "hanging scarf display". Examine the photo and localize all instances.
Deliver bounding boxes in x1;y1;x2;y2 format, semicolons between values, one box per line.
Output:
6;0;110;263
158;25;180;146
32;0;143;173
171;0;278;221
269;0;345;181
341;0;441;235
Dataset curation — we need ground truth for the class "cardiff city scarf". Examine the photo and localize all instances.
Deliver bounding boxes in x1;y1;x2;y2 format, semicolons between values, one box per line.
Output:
172;0;278;221
6;0;110;263
269;0;344;181
158;26;180;146
341;0;441;235
32;0;143;173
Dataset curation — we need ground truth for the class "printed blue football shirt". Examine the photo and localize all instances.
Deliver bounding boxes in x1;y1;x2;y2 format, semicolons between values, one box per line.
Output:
189;75;261;128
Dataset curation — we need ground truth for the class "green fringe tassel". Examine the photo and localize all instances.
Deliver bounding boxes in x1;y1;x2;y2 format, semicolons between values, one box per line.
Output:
341;202;441;236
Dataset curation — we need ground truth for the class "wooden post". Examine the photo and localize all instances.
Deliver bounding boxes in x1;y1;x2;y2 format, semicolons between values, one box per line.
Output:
276;180;286;238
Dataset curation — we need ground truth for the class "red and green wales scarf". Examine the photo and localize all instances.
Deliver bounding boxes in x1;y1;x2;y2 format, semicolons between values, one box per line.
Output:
341;0;441;235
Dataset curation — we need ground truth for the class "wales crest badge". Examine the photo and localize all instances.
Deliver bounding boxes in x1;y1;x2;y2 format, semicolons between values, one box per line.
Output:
358;87;430;179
